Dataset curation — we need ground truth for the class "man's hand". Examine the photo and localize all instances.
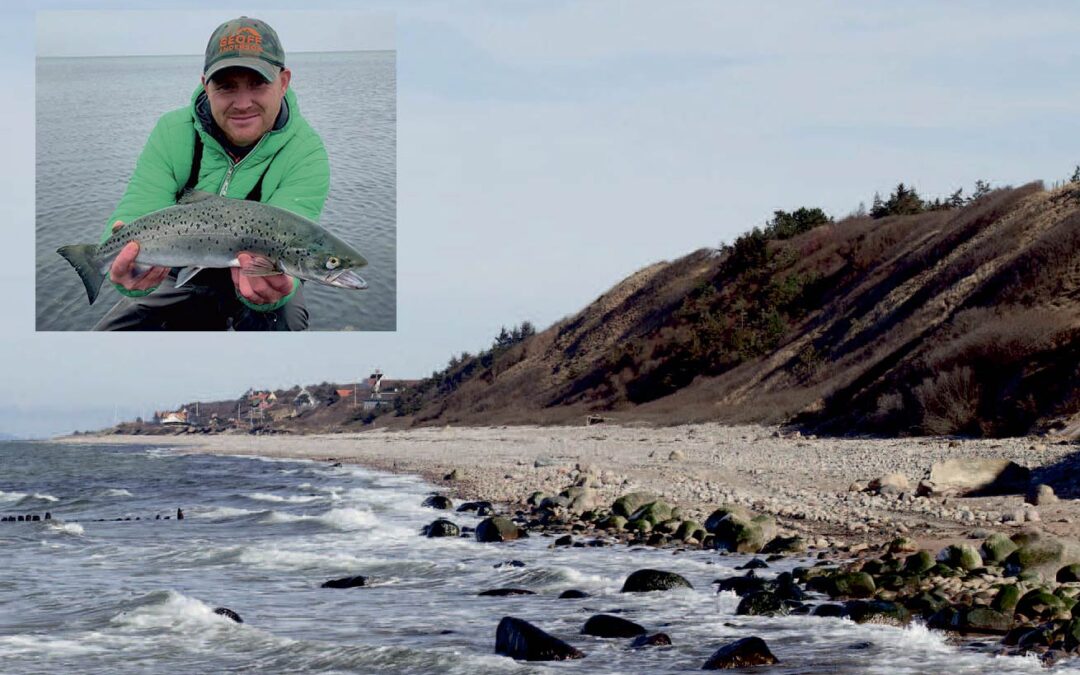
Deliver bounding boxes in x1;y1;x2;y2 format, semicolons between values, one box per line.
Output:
108;221;170;291
231;252;295;306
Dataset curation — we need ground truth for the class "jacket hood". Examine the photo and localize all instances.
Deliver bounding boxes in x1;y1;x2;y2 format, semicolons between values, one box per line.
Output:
188;85;300;159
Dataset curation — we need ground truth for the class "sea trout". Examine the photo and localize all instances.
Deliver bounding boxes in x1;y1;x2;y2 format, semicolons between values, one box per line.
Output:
57;190;368;305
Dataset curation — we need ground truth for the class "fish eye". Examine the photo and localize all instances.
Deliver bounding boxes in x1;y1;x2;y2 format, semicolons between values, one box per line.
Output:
325;256;340;270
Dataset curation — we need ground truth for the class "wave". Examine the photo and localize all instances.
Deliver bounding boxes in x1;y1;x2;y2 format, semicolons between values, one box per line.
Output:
193;506;258;520
110;590;241;633
245;492;323;504
46;521;84;536
259;507;380;531
103;488;134;497
0;490;27;503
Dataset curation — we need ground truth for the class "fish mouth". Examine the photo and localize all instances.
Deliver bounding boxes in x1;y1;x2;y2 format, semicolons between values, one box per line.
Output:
328;269;367;290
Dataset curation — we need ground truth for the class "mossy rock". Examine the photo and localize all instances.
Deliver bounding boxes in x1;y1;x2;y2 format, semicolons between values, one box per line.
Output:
903;551;935;575
963;607;1013;634
828;572;876;599
761;535;807;555
992;584;1021;613
626;518;653;533
475;516;524;543
598;514;628;531
1015;589;1068;621
611;492;658;518
1058;563;1080;583
704;504;753;533
843;600;911;626
939;544;983;571
736;590;796;616
629;501;673;526
620;568;693;593
712;515;766;554
526;491;546;506
929;563;962;578
888;537;919;554
674;520;705;541
981;533;1019;564
655;518;681;535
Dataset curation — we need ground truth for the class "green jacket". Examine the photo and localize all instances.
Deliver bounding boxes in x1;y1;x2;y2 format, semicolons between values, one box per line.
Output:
105;85;330;310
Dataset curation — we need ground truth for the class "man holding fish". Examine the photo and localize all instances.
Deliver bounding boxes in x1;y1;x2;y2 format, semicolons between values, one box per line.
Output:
79;16;361;331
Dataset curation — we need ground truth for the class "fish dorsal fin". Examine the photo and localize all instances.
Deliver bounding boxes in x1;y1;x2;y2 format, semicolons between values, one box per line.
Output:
177;189;216;205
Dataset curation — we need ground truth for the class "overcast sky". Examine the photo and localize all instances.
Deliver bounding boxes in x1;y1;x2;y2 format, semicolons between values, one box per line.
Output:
5;1;1080;437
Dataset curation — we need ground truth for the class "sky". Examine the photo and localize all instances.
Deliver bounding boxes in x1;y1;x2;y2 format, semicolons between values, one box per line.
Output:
5;1;1080;437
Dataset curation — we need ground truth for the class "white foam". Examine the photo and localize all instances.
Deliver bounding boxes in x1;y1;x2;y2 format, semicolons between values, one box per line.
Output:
0;634;108;657
30;493;59;502
237;546;378;571
47;522;84;536
0;490;27;502
246;492;322;504
110;590;237;633
194;506;257;520
104;488;133;497
261;507;380;530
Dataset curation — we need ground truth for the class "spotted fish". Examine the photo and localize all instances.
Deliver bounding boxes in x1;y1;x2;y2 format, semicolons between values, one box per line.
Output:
57;190;368;305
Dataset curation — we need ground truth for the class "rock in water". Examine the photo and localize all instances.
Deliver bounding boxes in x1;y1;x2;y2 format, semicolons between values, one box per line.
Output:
558;590;590;599
631;633;672;648
476;516;524;542
321;575;368;589
213;607;243;623
422;494;454;510
581;614;646;638
478;588;535;596
424;518;460;538
611;492;658;518
495;616;585;661
702;636;778;669
620;569;693;593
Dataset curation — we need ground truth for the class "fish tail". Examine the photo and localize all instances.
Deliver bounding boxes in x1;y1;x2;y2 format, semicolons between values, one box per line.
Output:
57;244;106;305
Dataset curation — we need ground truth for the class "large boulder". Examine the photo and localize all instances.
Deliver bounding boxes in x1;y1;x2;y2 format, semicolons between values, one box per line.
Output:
712;514;776;554
457;500;495;515
1004;532;1080;577
611;492;658;518
827;572;876;599
961;607;1013;634
479;588;535;597
704;504;753;533
620;569;693;593
927;458;1030;495
1015;589;1069;622
981;533;1019;564
736;590;798;616
581;614;646;638
702;637;778;670
422;494;453;510
558;487;597;514
476;516;525;543
495;617;585;661
424;518;460;538
628;500;674;526
843;600;911;626
937;544;983;571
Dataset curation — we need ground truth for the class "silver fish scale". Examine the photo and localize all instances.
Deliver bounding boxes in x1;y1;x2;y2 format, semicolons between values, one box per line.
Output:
95;195;327;270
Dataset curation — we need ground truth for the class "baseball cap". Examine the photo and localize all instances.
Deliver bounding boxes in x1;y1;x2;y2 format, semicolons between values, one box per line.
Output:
204;16;285;83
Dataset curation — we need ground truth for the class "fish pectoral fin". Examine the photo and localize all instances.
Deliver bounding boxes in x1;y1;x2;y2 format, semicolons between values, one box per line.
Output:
238;254;281;277
174;266;205;288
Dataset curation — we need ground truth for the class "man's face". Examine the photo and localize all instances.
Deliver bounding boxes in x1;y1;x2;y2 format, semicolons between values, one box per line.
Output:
202;66;291;147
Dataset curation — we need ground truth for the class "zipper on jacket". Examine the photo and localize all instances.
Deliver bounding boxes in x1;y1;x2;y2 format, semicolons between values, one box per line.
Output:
217;133;270;196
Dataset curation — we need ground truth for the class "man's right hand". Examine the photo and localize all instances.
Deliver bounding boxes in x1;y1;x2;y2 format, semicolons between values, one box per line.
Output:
108;220;170;291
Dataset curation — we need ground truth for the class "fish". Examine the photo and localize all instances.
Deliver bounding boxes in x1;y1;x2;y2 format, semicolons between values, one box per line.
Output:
57;190;368;305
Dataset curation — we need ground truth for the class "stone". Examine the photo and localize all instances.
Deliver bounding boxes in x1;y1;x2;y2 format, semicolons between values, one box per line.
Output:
611;492;658;518
927;458;1031;496
736;558;770;571
620;569;693;593
712;514;776;554
674;520;706;542
1015;589;1067;621
828;572;876;599
736;590;796;616
702;637;778;670
843;600;911;626
761;535;806;555
581;614;646;638
494;560;526;569
598;514;628;531
444;469;461;481
668;449;686;461
628;501;674;526
213;607;242;623
1004;533;1080;577
981;533;1019;564
1058;564;1080;583
321;575;367;589
887;537;919;554
495;616;585;661
526;491;546;506
812;604;844;617
1026;483;1057;506
558;590;590;599
476;516;525;543
479;588;535;597
457;500;495;514
869;473;910;493
903;551;935;575
630;633;672;648
704;504;753;533
938;544;983;571
961;607;1012;634
422;494;453;510
424;518;460;538
992;585;1021;613
558;486;597;514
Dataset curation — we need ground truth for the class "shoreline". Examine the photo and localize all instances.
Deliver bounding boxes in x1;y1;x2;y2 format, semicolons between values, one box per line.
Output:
55;423;1080;551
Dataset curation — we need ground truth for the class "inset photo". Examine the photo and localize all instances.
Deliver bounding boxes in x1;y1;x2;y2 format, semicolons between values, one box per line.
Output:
36;11;395;331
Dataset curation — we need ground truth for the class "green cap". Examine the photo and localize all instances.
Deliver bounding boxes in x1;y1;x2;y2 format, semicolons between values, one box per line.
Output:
204;16;285;83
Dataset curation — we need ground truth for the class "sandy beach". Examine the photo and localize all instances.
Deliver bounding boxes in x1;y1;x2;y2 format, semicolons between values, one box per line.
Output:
59;424;1080;549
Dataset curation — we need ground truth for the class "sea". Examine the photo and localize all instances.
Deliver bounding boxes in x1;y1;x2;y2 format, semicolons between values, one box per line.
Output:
35;51;396;331
0;441;1075;674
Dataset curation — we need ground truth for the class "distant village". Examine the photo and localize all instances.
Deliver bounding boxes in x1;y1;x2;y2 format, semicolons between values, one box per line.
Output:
138;370;419;434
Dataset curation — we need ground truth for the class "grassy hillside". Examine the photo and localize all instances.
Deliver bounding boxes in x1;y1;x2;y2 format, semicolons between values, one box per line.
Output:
395;181;1079;437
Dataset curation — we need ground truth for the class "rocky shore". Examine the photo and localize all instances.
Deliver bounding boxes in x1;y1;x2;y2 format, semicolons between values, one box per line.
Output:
59;423;1080;665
